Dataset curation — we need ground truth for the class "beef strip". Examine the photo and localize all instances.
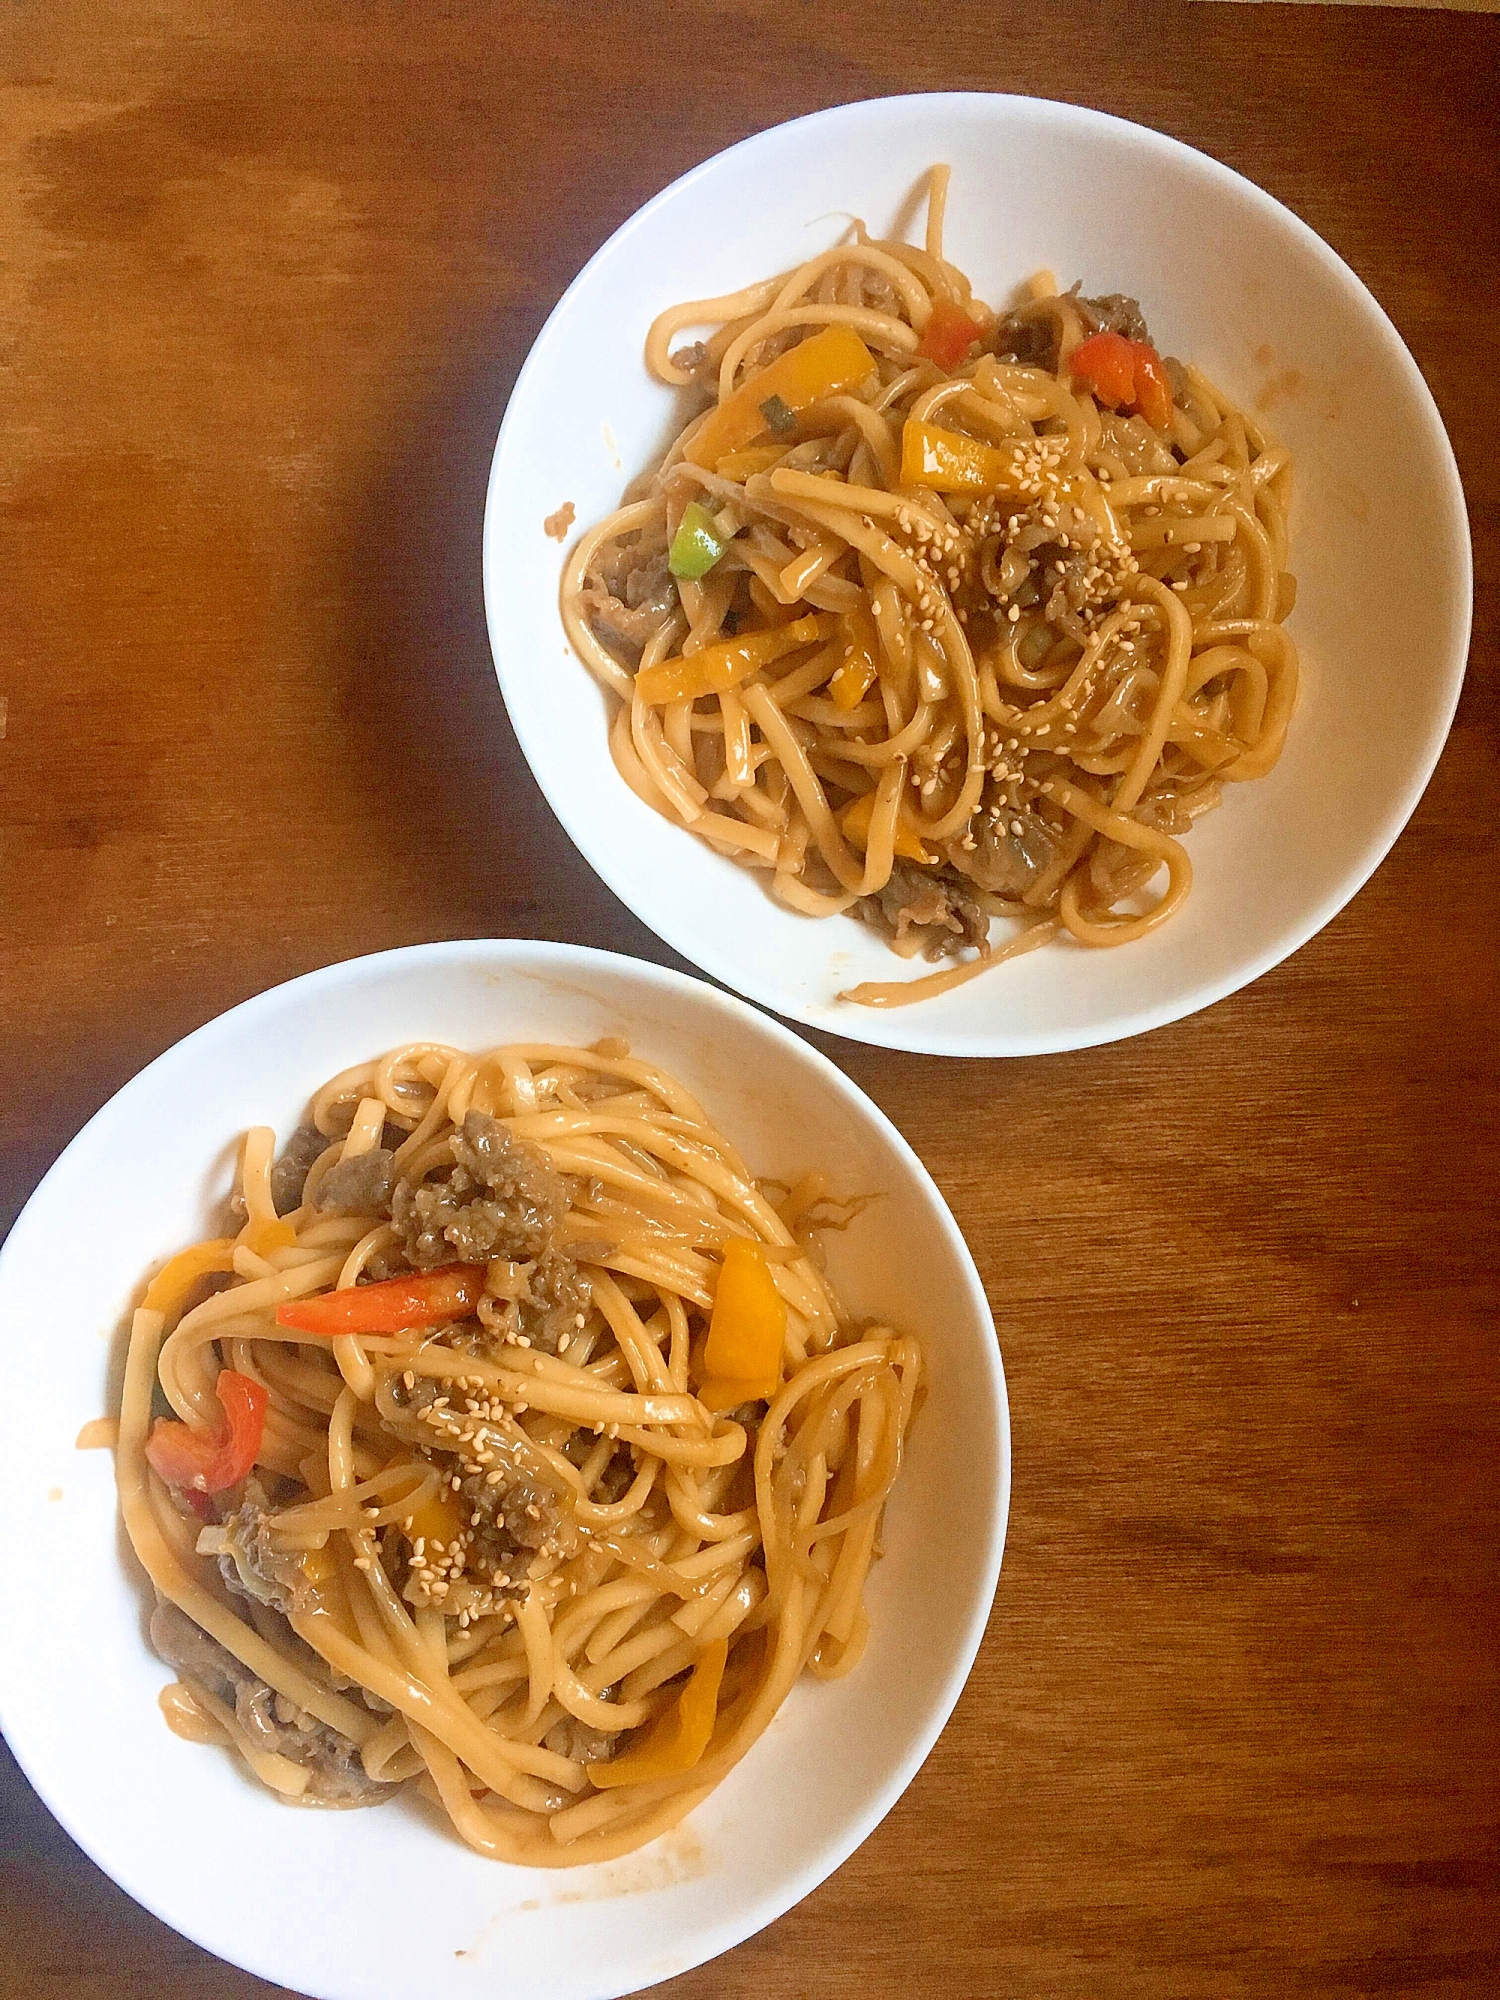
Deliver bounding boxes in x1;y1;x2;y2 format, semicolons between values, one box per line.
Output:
667;339;713;382
581;543;678;660
216;1478;320;1618
590;1447;637;1504
149;1601;391;1809
454;1455;567;1588
579;581;664;657
556;1437;633;1504
543;1715;620;1765
1042;546;1110;629
270;1124;330;1216
1075;290;1154;346
391;1111;565;1269
518;1251;591;1354
855;858;990;960
312;1146;395;1215
993;313;1057;368
458;1250;590;1357
1096;410;1178;476
395;1376;576;1596
951;809;1060;898
622;548;674;613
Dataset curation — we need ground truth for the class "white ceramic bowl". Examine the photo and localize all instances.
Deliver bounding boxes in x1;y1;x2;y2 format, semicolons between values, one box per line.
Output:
0;940;1006;2000
484;93;1471;1057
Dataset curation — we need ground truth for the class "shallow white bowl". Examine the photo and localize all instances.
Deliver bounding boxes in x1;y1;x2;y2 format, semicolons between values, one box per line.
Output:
0;940;1006;2000
484;92;1471;1057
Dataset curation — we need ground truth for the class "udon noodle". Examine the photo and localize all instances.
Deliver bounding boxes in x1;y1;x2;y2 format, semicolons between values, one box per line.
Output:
117;1038;921;1864
562;168;1298;1006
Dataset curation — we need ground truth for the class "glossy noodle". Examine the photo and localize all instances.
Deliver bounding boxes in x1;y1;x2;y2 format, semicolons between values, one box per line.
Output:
562;168;1298;1006
117;1039;921;1864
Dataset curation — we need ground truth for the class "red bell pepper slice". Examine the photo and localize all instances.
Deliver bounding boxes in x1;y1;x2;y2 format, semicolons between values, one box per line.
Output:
1069;330;1139;408
145;1370;267;1495
274;1262;486;1336
1069;330;1174;429
1129;341;1173;430
916;297;981;371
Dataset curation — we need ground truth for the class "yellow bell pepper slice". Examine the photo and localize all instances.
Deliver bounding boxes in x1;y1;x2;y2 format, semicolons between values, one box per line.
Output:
388;1464;464;1551
900;419;1032;496
840;788;934;865
713;443;787;481
634;613;833;706
697;1374;778;1415
142;1239;238;1316
828;605;880;712
699;1237;785;1402
686;326;878;469
241;1216;297;1257
301;1542;339;1588
900;420;1119;542
588;1637;729;1789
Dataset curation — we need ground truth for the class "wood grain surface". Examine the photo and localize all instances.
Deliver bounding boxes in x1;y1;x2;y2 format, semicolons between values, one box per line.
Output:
2;4;1498;1996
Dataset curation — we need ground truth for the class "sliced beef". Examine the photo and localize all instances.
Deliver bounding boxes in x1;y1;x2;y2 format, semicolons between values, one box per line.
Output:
231;1681;386;1807
312;1146;395;1216
1076;290;1153;346
1043;547;1108;628
519;1252;591;1355
392;1111;565;1269
952;810;1060;898
589;1447;636;1505
149;1601;390;1810
216;1478;317;1618
990;308;1058;370
855;859;990;960
581;543;678;661
394;1378;576;1599
543;1715;620;1765
457;1250;589;1359
668;339;713;381
150;1599;242;1699
622;547;674;614
456;1455;567;1584
270;1124;331;1216
1097;410;1178;476
580;582;665;658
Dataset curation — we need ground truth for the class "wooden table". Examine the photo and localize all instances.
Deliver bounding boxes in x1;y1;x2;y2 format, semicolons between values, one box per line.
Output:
3;3;1497;1995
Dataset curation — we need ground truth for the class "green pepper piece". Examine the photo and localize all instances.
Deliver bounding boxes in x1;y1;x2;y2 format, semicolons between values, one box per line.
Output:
667;500;728;581
758;393;796;435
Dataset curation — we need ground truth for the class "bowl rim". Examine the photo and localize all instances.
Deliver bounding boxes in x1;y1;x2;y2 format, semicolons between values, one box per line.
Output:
0;935;1010;2000
482;89;1474;1060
